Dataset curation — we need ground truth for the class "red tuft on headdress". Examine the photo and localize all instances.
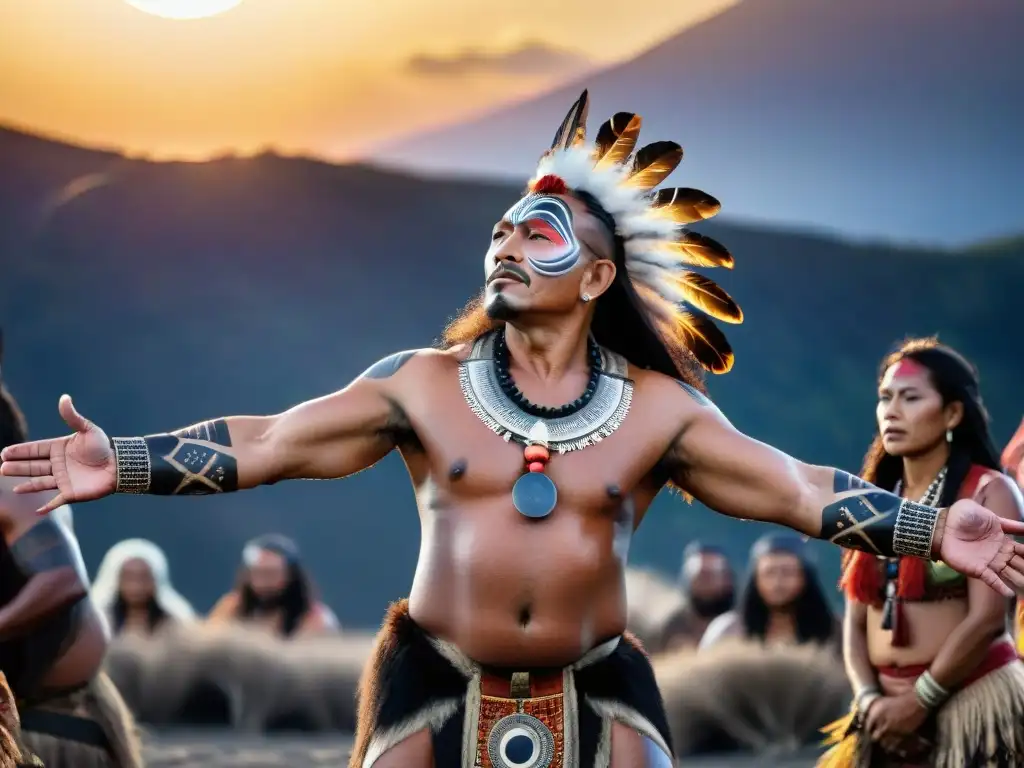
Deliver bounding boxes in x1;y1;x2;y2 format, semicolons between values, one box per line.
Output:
530;174;568;195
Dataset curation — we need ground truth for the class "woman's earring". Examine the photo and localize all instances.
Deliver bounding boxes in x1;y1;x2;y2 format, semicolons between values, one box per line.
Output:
946;429;953;444
581;293;591;303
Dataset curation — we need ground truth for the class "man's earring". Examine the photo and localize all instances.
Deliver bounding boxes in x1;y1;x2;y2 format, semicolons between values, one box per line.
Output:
581;293;591;303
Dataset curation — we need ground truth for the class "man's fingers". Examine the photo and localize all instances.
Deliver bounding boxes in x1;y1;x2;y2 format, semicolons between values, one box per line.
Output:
58;394;90;433
0;439;57;462
1001;557;1024;592
13;477;57;494
982;567;1015;597
36;493;65;516
0;459;52;478
999;518;1024;535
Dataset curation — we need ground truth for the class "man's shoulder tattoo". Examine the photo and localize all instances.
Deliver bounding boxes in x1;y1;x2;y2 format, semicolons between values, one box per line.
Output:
361;349;422;380
676;380;714;408
10;517;75;574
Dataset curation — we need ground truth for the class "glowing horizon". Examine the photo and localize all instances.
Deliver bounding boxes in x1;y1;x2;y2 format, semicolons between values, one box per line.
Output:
0;0;736;161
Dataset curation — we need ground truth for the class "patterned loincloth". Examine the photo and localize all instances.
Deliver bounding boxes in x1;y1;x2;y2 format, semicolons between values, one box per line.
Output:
351;599;674;768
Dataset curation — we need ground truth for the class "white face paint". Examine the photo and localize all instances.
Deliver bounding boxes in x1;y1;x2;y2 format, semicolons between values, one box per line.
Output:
501;194;582;277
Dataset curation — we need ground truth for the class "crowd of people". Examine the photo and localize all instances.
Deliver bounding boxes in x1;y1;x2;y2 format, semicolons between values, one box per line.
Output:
0;89;1022;768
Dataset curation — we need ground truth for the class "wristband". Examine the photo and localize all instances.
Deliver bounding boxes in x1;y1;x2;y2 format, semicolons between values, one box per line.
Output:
893;499;942;559
111;437;151;494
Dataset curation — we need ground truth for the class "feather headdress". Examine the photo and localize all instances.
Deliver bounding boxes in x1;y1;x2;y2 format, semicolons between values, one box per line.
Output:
526;90;742;373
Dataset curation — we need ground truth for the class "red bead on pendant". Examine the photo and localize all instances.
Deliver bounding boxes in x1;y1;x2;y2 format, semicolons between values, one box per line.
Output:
512;422;558;518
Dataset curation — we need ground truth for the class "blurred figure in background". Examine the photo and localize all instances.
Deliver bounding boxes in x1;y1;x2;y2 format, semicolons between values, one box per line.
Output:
700;533;838;651
1001;419;1024;657
1002;417;1024;488
0;339;141;768
0;669;40;767
659;542;735;651
91;538;195;638
208;534;338;638
821;339;1024;768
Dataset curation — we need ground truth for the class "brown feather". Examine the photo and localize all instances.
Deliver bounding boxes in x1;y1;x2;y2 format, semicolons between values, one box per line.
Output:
550;90;590;151
656;232;735;269
670;272;743;323
670;309;734;374
593;113;642;169
634;285;734;374
624;141;683;189
650;188;722;224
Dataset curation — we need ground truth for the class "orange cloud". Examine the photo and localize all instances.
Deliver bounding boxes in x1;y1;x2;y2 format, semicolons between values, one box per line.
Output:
407;42;592;78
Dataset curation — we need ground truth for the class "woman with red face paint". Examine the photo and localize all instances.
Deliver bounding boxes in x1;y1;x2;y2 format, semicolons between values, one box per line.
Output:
820;338;1024;767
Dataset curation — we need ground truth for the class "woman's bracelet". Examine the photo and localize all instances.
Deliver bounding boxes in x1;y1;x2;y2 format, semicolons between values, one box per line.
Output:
854;685;881;713
913;671;951;710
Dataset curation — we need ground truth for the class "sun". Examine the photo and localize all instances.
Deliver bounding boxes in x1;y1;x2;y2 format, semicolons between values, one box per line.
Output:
123;0;244;20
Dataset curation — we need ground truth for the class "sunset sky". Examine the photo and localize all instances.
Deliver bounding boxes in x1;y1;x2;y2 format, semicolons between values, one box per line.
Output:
1;0;735;160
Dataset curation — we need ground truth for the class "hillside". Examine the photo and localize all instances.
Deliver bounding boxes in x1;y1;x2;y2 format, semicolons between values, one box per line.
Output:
1;126;1021;626
374;0;1024;245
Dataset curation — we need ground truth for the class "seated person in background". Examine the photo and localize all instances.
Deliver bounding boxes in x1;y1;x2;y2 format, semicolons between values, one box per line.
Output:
91;538;196;638
208;534;338;638
0;669;42;767
660;542;735;651
0;345;141;768
700;533;839;651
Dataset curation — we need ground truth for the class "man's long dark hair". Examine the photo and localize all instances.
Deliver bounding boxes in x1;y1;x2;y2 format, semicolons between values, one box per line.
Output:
439;190;708;394
739;535;836;645
110;595;168;634
235;539;316;637
860;337;1003;505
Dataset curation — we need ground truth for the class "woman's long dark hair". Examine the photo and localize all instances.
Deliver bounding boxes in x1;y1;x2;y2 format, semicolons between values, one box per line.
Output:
739;535;836;645
860;337;1003;506
111;595;168;634
235;560;315;638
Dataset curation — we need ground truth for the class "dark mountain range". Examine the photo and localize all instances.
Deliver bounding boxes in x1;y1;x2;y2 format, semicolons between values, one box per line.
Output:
1;126;1021;626
374;0;1024;246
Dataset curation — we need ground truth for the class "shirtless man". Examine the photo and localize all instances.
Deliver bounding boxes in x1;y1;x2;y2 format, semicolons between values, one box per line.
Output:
3;92;1024;768
0;356;139;767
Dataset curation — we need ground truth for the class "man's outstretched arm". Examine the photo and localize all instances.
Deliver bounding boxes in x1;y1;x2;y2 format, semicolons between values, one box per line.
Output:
665;383;944;559
114;349;426;494
0;350;425;508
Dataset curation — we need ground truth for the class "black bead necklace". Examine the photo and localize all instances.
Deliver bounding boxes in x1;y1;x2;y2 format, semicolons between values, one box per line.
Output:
494;329;602;418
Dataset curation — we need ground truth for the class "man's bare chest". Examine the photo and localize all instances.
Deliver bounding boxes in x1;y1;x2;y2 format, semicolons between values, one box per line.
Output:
396;367;677;508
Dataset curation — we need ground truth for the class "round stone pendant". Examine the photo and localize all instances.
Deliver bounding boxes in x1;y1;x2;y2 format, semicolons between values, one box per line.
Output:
512;472;557;519
487;712;555;768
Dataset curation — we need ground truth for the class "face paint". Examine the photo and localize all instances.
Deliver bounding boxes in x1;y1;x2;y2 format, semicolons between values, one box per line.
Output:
502;194;581;277
891;358;928;379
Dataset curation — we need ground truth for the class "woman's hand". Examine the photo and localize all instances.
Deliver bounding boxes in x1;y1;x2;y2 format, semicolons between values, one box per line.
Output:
865;691;930;753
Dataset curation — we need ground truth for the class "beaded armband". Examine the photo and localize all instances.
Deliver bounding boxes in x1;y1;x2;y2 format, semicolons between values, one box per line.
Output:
822;475;942;559
893;499;941;559
111;437;151;494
